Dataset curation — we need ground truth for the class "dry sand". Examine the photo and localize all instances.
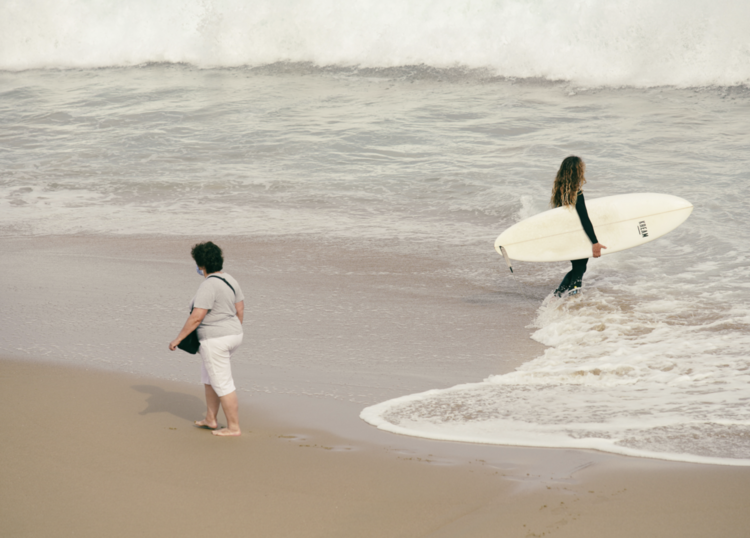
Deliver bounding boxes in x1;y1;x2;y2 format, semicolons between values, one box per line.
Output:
2;357;749;538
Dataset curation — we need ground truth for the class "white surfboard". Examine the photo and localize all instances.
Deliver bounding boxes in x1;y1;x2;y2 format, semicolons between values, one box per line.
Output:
494;193;693;268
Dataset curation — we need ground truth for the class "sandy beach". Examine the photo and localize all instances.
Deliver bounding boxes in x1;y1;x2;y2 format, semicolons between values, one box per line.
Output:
3;5;750;534
2;357;749;538
1;236;749;537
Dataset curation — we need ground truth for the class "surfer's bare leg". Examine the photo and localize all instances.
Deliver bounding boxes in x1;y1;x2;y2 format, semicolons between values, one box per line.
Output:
213;391;241;436
195;384;221;429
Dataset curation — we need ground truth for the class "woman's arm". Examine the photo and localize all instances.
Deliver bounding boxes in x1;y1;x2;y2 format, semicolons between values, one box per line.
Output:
168;308;208;351
575;193;607;258
235;300;244;325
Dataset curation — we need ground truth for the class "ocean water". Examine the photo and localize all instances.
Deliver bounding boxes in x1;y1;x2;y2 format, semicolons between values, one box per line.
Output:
2;0;750;465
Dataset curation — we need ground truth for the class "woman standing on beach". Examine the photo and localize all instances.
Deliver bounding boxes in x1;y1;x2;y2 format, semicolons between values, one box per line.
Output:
169;241;245;437
551;156;607;296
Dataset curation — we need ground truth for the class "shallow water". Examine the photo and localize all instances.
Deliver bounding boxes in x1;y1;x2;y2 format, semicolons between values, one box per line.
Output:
2;0;750;465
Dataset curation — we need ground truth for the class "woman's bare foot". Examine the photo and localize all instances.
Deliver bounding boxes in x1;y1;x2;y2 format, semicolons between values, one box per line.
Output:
194;419;219;430
212;428;241;437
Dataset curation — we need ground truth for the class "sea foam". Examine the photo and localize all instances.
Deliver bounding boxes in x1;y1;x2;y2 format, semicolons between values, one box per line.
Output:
2;0;749;87
361;246;750;466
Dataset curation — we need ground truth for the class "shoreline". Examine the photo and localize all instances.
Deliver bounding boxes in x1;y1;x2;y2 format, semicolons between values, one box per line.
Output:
2;234;748;466
3;356;750;538
0;232;547;409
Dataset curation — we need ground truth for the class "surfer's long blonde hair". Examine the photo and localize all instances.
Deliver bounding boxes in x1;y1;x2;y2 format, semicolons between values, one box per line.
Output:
550;156;586;208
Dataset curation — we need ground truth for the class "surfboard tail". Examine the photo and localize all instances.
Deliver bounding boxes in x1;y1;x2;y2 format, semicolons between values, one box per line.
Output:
499;246;513;273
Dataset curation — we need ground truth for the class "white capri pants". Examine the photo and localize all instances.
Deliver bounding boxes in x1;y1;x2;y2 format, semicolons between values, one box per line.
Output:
199;333;243;397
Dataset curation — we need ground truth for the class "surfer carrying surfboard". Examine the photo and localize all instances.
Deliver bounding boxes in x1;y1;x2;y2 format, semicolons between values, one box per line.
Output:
494;163;692;278
551;156;607;296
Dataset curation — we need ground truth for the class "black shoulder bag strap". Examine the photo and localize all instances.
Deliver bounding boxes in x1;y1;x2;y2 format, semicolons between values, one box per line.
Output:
207;275;236;298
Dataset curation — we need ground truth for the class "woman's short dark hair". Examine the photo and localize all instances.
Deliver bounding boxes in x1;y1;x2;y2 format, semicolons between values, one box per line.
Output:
191;241;224;273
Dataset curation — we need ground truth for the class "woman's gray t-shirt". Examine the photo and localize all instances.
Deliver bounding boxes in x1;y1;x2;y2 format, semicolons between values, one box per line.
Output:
192;272;244;341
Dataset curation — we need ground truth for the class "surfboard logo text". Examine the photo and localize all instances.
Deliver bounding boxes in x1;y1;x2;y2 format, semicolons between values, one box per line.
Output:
638;220;648;238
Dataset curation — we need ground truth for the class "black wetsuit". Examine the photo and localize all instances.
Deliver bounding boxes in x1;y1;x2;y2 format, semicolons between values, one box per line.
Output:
555;192;598;296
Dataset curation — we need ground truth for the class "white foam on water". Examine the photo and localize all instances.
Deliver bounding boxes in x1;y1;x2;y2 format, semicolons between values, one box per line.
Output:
2;68;747;248
2;0;750;87
0;188;494;243
362;246;750;466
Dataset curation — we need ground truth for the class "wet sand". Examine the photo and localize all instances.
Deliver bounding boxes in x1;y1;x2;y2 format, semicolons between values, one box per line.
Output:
2;357;750;538
0;234;547;406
